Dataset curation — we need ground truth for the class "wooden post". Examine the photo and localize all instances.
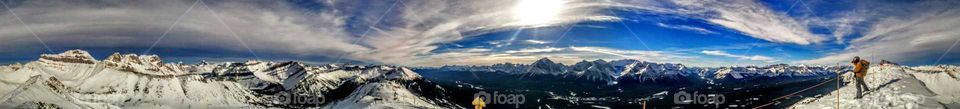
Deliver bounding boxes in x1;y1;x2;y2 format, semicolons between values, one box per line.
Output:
642;100;647;109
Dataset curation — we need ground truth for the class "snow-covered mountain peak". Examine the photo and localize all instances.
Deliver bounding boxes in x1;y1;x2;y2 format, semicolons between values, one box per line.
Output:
607;59;634;66
713;67;735;79
104;52;162;65
572;60;592;68
197;60;210;66
38;49;96;64
593;59;608;63
352;66;423;82
532;57;558;66
619;62;643;76
569;60;617;82
102;52;186;75
529;57;566;74
617;61;691;82
394;67;422;80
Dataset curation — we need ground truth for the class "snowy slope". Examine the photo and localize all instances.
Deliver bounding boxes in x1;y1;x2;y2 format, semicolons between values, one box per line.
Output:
0;75;110;109
322;81;440;109
317;66;444;109
0;50;458;108
790;65;960;109
911;65;960;105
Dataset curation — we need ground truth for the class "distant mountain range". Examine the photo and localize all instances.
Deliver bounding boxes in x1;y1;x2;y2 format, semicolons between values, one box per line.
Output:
428;57;847;84
411;57;852;108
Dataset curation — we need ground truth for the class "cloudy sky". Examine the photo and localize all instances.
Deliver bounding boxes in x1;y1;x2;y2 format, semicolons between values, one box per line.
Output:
1;0;958;67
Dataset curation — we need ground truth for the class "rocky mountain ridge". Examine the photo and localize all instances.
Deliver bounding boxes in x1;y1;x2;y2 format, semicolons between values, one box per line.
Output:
0;49;459;108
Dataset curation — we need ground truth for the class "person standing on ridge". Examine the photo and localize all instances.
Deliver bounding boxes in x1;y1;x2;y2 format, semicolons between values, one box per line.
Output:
852;56;871;99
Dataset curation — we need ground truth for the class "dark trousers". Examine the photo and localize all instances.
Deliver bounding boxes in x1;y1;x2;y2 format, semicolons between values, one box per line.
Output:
855;76;870;98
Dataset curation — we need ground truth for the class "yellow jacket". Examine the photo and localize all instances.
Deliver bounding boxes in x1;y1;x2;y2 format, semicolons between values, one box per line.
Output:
472;97;485;109
853;60;870;78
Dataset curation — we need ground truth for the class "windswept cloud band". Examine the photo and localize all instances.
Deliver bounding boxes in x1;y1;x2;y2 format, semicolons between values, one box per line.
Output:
1;0;958;66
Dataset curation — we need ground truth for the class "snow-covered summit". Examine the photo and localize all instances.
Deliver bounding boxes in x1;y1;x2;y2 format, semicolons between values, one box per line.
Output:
102;52;188;75
38;49;97;64
529;58;567;74
570;60;617;82
618;61;691;82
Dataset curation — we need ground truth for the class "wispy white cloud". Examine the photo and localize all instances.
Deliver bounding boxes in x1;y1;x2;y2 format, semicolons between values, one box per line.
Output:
410;47;713;66
461;48;492;53
654;23;715;34
687;0;824;45
819;11;869;44
406;46;697;66
523;40;551;44
0;0;363;58
609;0;826;45
0;0;619;66
701;50;776;62
798;4;960;65
504;47;564;54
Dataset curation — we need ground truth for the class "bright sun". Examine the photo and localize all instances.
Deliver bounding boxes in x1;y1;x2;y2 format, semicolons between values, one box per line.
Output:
512;0;567;26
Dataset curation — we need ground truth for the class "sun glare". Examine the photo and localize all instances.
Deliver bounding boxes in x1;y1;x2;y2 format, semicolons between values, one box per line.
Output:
512;0;567;26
